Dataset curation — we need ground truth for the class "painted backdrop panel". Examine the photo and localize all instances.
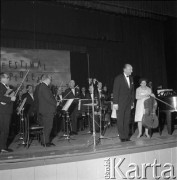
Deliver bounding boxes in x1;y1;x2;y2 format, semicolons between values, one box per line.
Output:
0;48;71;89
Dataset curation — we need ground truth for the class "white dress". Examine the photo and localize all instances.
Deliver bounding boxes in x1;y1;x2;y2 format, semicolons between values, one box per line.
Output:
134;86;152;122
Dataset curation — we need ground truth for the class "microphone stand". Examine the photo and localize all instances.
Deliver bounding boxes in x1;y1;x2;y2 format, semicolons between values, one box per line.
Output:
91;83;96;150
97;92;112;143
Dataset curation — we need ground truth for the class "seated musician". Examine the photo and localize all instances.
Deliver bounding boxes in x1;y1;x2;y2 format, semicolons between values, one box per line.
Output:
22;85;35;124
63;80;80;135
134;78;152;138
102;85;111;101
80;86;86;99
53;87;64;136
86;85;100;132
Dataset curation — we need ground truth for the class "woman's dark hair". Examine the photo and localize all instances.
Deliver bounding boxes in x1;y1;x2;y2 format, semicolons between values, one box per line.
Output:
139;78;148;84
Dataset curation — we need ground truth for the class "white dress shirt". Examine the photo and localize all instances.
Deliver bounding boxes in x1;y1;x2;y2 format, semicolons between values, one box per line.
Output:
124;73;130;88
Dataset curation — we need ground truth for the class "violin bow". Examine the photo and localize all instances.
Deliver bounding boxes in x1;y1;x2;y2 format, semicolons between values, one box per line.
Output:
14;69;30;96
151;95;175;110
62;85;79;100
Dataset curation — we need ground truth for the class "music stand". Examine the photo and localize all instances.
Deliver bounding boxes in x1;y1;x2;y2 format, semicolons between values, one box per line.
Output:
16;98;27;146
82;102;97;135
96;98;113;145
60;99;75;141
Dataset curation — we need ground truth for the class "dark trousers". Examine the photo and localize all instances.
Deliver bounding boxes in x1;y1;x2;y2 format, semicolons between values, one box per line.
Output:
117;105;131;140
70;108;79;132
40;113;54;144
0;114;11;150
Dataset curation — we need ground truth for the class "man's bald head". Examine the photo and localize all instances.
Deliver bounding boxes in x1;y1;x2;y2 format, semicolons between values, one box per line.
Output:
123;64;133;76
69;80;75;89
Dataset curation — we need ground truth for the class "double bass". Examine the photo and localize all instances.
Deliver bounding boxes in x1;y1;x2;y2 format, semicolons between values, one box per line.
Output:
142;96;159;129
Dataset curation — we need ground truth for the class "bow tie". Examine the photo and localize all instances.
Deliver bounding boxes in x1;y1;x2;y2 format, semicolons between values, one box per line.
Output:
126;76;129;78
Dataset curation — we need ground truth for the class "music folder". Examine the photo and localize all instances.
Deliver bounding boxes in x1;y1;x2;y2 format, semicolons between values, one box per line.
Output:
62;99;74;111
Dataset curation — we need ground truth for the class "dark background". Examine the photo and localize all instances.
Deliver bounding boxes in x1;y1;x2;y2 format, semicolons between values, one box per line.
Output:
1;1;177;91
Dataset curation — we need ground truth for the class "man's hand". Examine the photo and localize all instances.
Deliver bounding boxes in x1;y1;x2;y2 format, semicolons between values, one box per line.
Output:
11;96;16;101
150;93;156;98
131;102;134;109
113;104;119;110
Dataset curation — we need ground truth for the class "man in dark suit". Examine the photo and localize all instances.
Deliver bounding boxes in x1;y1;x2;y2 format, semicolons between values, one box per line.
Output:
0;73;16;153
63;80;80;135
80;87;86;99
38;74;57;147
113;64;134;142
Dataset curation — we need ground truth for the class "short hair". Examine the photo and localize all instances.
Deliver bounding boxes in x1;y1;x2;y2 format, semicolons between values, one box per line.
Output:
123;64;132;69
26;84;32;89
0;72;6;79
139;78;148;84
41;74;52;81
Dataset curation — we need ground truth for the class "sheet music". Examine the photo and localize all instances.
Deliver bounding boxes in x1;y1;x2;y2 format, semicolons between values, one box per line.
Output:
62;99;74;111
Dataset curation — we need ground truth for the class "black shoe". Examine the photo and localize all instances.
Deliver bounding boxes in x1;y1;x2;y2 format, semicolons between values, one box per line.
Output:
120;139;126;142
126;139;131;142
1;149;13;153
41;143;53;147
71;131;78;135
48;142;56;146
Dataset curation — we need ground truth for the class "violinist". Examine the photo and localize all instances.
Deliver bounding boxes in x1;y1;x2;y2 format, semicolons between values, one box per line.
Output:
22;85;35;124
0;73;16;153
134;78;152;138
63;80;80;135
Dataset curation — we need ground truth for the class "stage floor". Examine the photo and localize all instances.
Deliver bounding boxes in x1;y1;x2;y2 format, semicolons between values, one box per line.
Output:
0;123;177;163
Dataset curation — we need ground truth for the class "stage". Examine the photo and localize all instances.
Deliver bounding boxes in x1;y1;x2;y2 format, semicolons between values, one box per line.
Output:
0;123;177;180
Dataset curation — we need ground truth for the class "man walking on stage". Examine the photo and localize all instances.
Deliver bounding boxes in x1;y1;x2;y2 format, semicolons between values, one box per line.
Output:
113;64;134;142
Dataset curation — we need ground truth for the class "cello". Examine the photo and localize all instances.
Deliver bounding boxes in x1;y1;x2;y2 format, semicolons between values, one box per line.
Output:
142;95;159;129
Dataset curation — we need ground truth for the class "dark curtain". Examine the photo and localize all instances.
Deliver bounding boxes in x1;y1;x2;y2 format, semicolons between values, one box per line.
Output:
1;1;169;91
70;52;89;88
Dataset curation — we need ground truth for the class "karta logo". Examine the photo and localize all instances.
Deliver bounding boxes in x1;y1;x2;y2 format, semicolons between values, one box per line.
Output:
104;157;176;179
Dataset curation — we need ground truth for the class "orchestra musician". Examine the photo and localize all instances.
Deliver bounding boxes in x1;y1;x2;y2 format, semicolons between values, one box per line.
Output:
86;85;100;132
63;80;80;135
21;85;35;124
102;85;111;101
134;78;152;138
80;86;87;99
113;64;134;142
53;87;64;136
0;73;16;153
37;74;57;147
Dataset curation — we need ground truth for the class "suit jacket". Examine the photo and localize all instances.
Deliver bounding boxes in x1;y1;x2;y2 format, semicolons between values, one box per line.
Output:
33;83;41;113
85;92;100;111
63;88;80;99
80;92;86;99
0;83;13;114
38;82;57;114
113;74;134;107
63;88;80;112
22;92;34;115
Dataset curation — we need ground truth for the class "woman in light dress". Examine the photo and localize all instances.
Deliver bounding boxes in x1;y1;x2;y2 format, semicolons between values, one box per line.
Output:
134;78;152;138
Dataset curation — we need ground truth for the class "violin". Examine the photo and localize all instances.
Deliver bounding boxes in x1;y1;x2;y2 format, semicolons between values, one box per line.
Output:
142;96;159;129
